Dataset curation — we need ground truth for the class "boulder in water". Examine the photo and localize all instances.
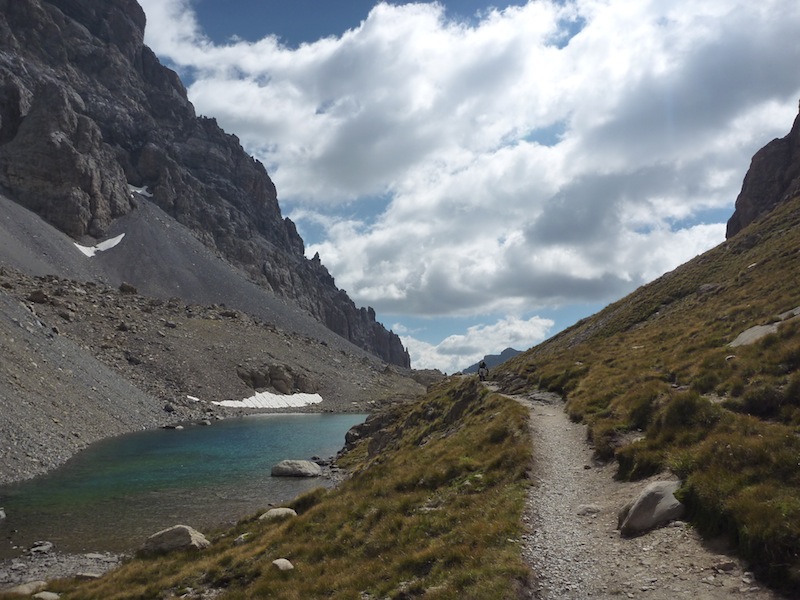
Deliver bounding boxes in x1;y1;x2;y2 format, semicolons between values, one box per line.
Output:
271;459;322;477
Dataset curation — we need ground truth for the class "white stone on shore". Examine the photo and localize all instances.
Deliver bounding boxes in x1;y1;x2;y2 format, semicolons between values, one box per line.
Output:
6;581;47;596
271;459;322;477
141;524;210;554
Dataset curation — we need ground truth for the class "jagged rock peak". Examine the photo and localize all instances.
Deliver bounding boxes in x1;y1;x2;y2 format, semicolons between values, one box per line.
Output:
0;0;410;366
726;101;800;238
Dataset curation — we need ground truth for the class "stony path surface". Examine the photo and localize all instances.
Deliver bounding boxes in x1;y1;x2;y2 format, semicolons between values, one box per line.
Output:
511;389;785;600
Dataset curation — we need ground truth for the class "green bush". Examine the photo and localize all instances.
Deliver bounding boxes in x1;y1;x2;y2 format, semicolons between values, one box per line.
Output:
741;384;784;417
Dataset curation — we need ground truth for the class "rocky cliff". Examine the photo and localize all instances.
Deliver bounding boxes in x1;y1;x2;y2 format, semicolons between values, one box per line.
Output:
0;0;409;367
726;103;800;238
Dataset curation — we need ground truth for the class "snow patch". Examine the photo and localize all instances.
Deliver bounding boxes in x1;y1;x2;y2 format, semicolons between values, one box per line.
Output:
74;233;125;257
211;391;323;409
128;184;153;197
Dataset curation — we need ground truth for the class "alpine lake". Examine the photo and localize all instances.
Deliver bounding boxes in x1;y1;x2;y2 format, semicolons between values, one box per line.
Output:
0;412;367;558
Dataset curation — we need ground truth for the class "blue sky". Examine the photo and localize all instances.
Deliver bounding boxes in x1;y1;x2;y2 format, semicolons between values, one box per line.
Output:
138;0;800;372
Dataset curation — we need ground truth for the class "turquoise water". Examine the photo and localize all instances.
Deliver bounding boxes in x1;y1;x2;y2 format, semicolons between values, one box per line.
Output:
0;413;366;557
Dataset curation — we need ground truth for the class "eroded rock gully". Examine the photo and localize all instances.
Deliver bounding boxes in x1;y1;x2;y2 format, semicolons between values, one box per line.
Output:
510;389;784;599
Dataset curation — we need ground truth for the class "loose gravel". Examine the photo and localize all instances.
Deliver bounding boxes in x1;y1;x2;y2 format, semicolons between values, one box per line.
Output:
514;389;785;599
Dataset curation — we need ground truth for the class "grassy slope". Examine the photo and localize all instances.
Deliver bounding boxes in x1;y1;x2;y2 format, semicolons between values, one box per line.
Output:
40;378;532;599
496;194;800;592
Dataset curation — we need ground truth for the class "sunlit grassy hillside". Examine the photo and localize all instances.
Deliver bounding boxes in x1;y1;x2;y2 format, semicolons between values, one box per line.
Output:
36;378;532;599
496;193;800;592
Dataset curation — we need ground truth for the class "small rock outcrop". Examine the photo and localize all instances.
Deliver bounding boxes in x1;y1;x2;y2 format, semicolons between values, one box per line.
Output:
618;480;686;537
726;103;800;238
270;459;323;477
140;524;210;554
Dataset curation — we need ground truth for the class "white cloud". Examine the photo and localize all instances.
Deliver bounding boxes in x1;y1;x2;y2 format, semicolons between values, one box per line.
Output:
139;0;800;370
402;315;554;373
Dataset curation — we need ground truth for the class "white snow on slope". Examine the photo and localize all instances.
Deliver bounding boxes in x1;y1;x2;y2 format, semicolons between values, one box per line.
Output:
128;184;153;197
74;233;126;257
208;391;323;409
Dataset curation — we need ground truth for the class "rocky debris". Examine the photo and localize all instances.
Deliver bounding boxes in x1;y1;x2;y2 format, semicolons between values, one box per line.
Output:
727;104;800;238
140;525;210;555
259;508;298;521
618;480;686;537
513;389;781;599
0;265;425;485
0;551;121;592
0;0;409;366
271;460;323;478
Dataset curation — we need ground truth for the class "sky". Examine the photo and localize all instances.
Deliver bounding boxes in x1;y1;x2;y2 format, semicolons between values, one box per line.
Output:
137;0;800;373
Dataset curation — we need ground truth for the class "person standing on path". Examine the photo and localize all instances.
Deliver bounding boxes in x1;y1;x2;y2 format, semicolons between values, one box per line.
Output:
478;361;489;381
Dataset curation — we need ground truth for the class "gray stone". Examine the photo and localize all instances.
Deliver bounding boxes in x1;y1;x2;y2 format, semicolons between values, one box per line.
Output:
33;592;61;600
618;480;685;537
29;541;54;555
271;459;322;477
141;525;210;554
576;504;602;516
729;324;779;347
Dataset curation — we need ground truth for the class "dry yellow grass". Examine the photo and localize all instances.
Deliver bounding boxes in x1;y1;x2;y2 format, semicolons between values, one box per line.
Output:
495;194;800;593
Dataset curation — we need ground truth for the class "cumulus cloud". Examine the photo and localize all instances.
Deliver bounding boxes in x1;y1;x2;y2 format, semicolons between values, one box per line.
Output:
402;315;554;373
138;0;800;369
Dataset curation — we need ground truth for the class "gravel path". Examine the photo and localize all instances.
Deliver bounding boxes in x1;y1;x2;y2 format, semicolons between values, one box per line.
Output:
512;389;785;599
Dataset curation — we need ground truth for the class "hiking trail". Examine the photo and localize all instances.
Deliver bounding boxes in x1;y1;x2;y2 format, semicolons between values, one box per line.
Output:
500;387;784;599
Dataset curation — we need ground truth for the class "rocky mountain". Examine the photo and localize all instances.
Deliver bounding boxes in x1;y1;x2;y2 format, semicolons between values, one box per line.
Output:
461;347;521;374
726;101;800;238
0;0;409;367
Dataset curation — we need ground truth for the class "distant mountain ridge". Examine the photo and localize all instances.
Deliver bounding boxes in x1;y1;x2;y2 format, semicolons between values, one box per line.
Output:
0;0;409;367
462;348;522;374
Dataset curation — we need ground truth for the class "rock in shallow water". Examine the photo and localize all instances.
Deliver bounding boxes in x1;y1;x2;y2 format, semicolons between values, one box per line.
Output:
270;459;322;477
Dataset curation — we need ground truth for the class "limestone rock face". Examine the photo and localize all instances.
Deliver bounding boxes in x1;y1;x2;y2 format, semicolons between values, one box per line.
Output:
0;0;409;367
141;524;210;554
727;105;800;238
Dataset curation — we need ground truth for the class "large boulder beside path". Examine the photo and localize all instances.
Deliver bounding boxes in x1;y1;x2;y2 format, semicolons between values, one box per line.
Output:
618;480;686;537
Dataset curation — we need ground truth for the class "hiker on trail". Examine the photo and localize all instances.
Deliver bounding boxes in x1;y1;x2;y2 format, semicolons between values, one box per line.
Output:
478;361;489;381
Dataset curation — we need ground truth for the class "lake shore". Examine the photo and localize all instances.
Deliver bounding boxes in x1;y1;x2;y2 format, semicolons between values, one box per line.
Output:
0;439;352;592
